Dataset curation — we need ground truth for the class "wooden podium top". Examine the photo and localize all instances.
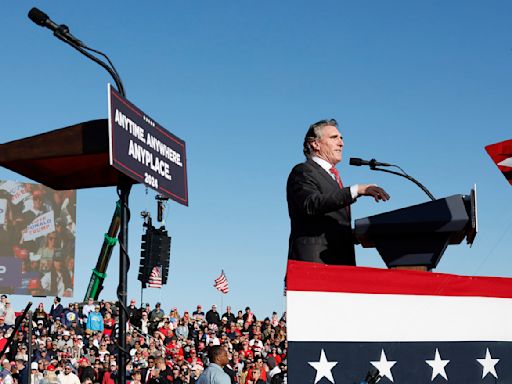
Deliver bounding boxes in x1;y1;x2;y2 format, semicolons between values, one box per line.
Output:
0;119;137;190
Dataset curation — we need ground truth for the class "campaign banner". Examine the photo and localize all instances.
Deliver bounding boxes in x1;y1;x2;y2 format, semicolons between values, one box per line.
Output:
0;199;6;225
22;211;55;242
0;258;21;288
287;260;512;384
0;180;30;205
108;84;188;206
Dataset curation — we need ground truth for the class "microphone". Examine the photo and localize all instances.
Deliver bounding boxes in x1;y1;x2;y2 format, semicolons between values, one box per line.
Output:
28;8;83;46
349;158;392;167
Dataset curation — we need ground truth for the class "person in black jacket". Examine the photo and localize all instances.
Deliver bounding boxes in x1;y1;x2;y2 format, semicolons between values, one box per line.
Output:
287;118;390;265
78;358;96;383
205;305;221;326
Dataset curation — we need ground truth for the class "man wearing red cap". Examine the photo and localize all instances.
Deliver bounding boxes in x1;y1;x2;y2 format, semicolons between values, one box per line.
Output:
78;358;95;383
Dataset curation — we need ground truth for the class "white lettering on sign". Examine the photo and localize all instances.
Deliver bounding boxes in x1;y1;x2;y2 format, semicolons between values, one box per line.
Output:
128;140;173;181
146;133;183;167
115;109;146;143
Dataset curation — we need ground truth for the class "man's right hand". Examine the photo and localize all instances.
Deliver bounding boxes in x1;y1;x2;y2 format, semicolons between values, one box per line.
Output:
357;184;390;202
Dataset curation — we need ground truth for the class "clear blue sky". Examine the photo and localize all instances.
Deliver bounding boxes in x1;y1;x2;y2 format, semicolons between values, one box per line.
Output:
1;1;511;317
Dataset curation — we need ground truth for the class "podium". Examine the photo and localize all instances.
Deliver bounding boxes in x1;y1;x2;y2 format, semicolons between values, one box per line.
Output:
354;192;477;271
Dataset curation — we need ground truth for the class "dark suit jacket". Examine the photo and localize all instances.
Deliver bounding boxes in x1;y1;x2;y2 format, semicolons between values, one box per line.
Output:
287;159;356;265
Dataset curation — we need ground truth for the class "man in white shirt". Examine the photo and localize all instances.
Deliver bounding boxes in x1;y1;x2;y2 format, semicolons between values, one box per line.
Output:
57;364;80;384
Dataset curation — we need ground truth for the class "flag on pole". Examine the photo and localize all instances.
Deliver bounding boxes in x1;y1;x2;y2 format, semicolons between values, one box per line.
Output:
485;139;512;186
214;270;229;294
287;260;512;383
147;266;162;288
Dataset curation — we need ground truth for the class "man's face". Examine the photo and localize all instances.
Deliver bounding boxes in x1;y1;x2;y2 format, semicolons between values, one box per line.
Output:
311;125;344;166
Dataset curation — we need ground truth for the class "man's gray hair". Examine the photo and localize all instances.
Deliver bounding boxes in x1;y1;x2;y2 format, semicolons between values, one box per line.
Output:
303;119;338;158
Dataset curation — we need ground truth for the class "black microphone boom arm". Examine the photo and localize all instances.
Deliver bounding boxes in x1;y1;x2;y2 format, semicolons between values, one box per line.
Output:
372;166;436;201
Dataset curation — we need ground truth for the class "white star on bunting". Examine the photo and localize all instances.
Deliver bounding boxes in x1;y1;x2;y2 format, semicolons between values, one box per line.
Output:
308;349;338;384
425;348;450;381
371;349;397;382
477;348;499;379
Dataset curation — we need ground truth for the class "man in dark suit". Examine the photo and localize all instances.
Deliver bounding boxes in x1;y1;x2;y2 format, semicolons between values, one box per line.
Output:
287;119;390;265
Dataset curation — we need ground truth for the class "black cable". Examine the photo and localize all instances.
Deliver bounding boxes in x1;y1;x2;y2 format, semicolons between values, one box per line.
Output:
53;32;126;97
371;165;436;201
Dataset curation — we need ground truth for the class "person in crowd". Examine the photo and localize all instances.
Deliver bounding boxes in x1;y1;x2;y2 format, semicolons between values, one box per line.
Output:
154;356;172;384
82;298;96;321
246;357;266;383
169;308;180;328
30;361;44;384
196;346;231;384
49;297;64;320
78;357;95;383
205;305;221;326
192;305;205;322
0;358;14;384
0;295;8;317
33;303;48;326
86;306;104;334
62;303;78;328
53;218;74;258
149;303;165;324
3;300;15;327
101;361;118;384
175;319;189;340
37;233;57;263
221;307;236;326
16;358;28;384
57;363;80;384
40;365;60;384
40;250;72;297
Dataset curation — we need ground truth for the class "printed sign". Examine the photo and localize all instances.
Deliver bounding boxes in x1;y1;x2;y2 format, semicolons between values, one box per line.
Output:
22;211;55;242
0;258;21;288
0;199;6;225
0;180;30;205
108;84;188;206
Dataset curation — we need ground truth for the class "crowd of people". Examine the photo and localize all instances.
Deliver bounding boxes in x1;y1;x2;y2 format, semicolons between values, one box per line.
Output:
0;295;287;384
0;182;77;297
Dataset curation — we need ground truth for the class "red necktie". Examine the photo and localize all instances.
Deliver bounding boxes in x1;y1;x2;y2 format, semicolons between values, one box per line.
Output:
329;167;343;188
330;166;351;218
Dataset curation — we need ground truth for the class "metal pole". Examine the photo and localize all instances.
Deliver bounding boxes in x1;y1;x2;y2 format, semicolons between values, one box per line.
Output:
118;181;131;384
26;311;32;384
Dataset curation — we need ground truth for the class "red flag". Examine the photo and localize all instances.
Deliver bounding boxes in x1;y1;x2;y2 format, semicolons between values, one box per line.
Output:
485;139;512;186
214;270;229;294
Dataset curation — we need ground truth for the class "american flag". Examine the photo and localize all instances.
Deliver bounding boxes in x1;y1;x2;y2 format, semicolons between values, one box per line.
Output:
287;260;512;383
485;139;512;186
147;266;162;288
214;270;229;294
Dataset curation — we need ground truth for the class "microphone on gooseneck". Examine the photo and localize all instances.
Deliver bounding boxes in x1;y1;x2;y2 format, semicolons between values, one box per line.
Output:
349;158;392;167
28;7;83;46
